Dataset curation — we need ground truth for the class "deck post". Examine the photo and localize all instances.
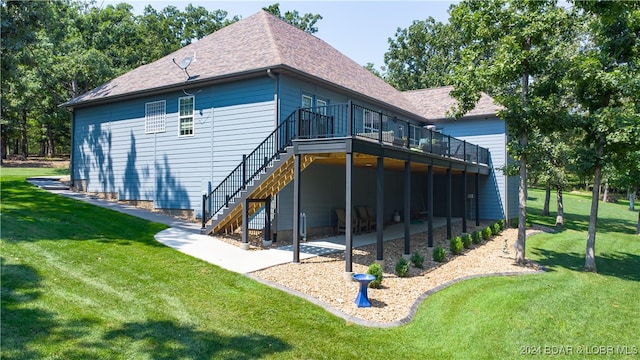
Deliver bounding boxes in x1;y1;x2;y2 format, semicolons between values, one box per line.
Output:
265;196;271;242
345;151;354;275
241;198;249;250
347;100;353;136
404;160;411;256
462;169;468;233
293;154;301;263
475;172;480;226
446;167;452;239
427;165;434;247
376;156;384;262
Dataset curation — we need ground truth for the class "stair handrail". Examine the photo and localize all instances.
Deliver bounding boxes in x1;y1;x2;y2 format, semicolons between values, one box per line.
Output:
202;113;297;228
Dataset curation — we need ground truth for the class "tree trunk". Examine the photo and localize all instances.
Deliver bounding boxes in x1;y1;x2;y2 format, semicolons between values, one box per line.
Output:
516;132;528;265
47;122;54;157
555;184;564;228
543;182;551;216
630;190;636;211
20;108;28;160
585;136;604;272
602;179;609;202
636;209;639;235
515;41;530;266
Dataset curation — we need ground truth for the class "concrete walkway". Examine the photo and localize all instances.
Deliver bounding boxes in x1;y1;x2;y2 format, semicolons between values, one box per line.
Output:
28;176;453;274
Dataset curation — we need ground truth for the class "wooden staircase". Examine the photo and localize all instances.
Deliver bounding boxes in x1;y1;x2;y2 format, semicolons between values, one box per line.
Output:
201;148;315;234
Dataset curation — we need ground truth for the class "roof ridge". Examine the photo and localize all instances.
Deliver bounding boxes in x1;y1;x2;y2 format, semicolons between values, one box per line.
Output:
259;10;284;65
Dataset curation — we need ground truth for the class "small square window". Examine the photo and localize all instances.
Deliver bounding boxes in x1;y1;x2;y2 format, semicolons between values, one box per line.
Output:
145;100;166;134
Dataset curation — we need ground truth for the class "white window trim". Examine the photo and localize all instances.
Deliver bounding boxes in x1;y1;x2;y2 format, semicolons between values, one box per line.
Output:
301;94;313;108
178;96;194;137
145;100;166;134
363;109;380;133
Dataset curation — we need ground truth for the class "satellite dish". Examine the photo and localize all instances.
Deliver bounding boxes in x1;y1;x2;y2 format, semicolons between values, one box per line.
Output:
178;57;192;69
172;57;193;80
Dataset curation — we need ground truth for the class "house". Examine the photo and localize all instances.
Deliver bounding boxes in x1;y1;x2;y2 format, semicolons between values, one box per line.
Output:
64;11;516;272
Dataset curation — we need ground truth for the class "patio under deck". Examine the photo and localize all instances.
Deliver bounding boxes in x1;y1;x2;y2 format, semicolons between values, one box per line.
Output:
290;136;490;274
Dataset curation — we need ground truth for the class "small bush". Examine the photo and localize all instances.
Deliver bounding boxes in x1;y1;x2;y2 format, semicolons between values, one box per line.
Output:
461;233;472;249
450;236;463;255
491;222;501;236
472;230;482;244
367;263;383;288
433;246;447;262
498;219;505;231
395;257;410;277
410;251;424;269
482;226;492;240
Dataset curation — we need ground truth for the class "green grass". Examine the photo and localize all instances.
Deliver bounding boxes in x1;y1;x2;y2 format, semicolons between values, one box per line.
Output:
2;169;639;359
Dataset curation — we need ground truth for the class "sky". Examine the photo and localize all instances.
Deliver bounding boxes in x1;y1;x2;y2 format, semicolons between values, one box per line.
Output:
99;1;458;70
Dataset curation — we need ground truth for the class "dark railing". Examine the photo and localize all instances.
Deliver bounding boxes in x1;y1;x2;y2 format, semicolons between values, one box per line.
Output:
202;116;296;228
202;101;490;228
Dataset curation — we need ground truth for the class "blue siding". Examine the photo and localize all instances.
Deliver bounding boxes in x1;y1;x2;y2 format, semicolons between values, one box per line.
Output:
73;76;276;216
437;117;514;220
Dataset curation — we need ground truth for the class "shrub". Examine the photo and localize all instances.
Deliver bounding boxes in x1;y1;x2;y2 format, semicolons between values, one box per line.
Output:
367;263;383;288
491;222;501;236
410;251;424;269
482;226;492;240
395;257;410;277
472;230;482;244
433;246;447;262
498;219;506;231
461;233;472;249
450;236;463;255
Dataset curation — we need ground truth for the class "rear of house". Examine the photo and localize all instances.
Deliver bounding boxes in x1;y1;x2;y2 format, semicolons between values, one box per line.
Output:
65;11;516;244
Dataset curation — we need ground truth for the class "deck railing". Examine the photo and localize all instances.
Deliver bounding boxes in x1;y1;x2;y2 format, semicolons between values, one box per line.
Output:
202;101;490;228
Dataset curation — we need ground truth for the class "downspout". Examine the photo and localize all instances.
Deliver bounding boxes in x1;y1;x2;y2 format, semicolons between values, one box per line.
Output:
69;108;75;187
267;69;280;241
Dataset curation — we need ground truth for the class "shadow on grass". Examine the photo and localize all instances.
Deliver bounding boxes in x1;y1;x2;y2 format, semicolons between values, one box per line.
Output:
104;321;290;359
0;257;291;359
1;178;166;246
528;212;637;235
530;248;640;282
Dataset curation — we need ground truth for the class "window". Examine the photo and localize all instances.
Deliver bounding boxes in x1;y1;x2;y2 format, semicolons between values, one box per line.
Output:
302;94;313;108
179;96;194;136
145;100;166;134
316;99;327;115
363;109;380;133
409;124;422;146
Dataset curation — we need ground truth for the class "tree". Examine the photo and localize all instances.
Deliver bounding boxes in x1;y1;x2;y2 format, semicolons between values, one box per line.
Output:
447;0;575;265
570;1;640;271
262;3;322;34
384;17;460;90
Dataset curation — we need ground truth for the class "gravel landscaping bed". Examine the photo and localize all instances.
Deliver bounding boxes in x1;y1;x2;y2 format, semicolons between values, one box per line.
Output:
250;223;545;325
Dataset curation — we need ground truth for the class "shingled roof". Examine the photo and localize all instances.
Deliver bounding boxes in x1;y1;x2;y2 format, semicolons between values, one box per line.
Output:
403;86;501;121
65;10;424;118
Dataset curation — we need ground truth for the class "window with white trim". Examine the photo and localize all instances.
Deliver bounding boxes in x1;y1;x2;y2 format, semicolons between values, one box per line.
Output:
301;94;313;108
409;124;422;146
316;99;327;115
145;100;166;134
179;96;194;136
363;109;380;133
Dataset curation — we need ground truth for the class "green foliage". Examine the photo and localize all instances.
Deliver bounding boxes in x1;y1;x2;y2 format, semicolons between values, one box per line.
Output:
410;251;424;269
384;17;458;90
367;263;383;289
482;227;492;241
262;3;322;33
471;230;482;244
395;257;410;278
432;246;447;262
498;219;505;231
491;223;501;236
450;236;463;255
461;233;472;249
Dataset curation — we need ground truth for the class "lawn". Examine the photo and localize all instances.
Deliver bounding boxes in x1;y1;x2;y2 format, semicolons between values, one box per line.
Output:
2;167;639;359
